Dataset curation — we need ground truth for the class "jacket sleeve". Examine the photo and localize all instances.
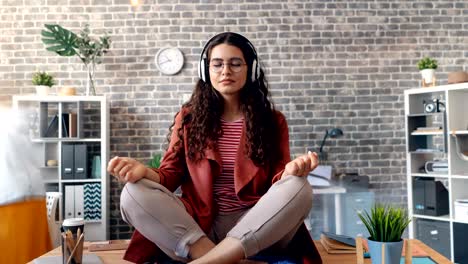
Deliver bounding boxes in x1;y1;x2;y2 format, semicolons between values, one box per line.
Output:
271;112;291;184
150;110;186;192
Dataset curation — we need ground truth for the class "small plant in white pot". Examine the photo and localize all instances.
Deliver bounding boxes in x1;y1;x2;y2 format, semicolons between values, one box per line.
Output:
358;204;411;264
32;71;55;96
418;57;438;87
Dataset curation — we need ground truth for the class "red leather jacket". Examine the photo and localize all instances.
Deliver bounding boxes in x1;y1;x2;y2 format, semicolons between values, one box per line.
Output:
123;108;322;264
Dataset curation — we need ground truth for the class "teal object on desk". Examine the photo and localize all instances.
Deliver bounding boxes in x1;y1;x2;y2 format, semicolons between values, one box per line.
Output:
400;257;436;264
364;253;436;263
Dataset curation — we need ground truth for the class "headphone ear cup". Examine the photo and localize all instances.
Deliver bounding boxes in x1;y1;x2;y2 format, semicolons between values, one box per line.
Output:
251;59;258;82
198;59;203;81
203;58;209;82
198;58;208;82
256;62;260;80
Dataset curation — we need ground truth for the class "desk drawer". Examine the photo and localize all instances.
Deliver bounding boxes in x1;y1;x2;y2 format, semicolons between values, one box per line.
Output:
416;219;450;259
453;223;468;264
340;192;374;237
342;192;374;208
341;192;374;219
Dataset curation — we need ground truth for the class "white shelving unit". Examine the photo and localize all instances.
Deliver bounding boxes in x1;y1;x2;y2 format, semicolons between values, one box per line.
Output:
405;83;468;263
13;95;109;241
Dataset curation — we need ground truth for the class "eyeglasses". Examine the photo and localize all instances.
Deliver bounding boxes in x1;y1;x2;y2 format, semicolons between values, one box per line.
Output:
209;59;246;73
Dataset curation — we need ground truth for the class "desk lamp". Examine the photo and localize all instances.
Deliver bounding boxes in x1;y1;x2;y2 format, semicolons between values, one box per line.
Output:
318;128;344;161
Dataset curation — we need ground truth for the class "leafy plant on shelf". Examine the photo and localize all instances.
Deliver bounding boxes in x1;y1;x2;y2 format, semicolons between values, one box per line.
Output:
148;153;163;169
32;71;55;87
357;204;411;242
417;57;438;70
41;24;111;95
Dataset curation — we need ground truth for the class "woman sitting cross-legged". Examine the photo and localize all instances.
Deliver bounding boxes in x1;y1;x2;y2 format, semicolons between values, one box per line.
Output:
108;32;322;264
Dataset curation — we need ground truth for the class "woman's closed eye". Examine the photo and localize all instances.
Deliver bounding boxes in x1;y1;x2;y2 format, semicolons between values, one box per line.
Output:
210;59;246;73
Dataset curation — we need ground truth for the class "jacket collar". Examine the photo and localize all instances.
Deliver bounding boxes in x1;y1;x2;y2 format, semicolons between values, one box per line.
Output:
203;121;259;194
234;127;259;193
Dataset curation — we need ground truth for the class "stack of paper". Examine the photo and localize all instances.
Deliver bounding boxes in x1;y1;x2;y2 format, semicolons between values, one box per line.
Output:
307;165;332;187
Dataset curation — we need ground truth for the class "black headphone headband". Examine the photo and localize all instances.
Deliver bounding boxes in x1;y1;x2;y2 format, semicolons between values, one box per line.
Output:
198;32;260;83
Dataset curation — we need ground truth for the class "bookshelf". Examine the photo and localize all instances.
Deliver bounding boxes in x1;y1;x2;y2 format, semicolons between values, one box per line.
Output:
405;83;468;263
13;95;109;241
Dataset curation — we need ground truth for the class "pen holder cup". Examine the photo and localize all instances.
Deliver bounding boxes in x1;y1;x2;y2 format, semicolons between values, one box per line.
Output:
61;231;84;264
61;218;85;264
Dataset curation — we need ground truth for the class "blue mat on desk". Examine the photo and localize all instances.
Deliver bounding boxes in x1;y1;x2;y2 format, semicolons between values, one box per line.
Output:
400;257;436;264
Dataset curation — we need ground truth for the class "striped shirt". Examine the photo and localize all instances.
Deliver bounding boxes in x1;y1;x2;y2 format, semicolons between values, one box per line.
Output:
213;118;251;213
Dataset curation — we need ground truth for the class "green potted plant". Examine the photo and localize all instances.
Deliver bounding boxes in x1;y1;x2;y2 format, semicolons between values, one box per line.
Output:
417;57;438;86
148;153;163;169
41;24;111;96
357;204;411;264
32;71;55;96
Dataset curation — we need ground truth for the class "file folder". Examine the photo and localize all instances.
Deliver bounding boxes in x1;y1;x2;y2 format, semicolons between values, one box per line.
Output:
64;185;75;219
74;185;84;219
74;144;88;179
62;144;74;180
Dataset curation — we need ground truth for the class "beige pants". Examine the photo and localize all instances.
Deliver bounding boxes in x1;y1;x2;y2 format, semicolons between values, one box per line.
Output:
120;175;313;262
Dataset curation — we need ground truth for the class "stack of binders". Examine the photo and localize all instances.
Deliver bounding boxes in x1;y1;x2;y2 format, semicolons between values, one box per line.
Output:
62;144;87;180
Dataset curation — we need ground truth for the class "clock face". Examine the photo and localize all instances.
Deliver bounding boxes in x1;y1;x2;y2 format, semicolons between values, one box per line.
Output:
155;47;184;75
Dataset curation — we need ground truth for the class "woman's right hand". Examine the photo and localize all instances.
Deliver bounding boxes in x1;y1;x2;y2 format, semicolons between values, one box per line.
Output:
107;156;148;183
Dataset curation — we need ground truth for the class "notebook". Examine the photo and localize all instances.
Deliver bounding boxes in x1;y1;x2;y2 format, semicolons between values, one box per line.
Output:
321;232;356;247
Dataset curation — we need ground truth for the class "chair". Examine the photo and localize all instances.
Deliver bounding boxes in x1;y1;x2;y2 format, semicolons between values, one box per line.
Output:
46;192;62;247
0;199;52;263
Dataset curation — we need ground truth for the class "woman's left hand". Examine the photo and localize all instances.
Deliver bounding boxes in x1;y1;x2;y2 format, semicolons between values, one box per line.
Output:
282;151;319;178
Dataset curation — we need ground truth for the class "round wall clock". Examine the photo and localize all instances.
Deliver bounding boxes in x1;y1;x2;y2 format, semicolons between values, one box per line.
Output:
155;47;184;75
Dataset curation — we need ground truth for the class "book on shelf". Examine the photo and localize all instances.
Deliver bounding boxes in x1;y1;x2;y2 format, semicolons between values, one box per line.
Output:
61;113;69;137
43;113;77;138
68;112;77;137
415;126;442;132
411;127;443;135
44;115;58;137
414;148;443;153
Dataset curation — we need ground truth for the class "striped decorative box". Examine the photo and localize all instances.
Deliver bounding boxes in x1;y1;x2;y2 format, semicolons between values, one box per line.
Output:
84;183;101;220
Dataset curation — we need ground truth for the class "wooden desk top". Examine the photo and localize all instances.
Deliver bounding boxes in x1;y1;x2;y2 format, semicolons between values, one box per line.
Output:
31;239;452;264
29;242;132;264
314;239;452;264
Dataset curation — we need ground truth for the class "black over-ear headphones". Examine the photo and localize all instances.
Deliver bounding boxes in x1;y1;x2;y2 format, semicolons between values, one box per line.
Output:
198;32;260;83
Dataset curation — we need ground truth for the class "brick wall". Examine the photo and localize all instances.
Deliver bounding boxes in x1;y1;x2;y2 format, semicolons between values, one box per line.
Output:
1;0;467;239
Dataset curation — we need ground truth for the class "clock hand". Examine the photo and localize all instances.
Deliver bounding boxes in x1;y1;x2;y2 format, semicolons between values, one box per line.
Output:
159;58;172;64
164;54;173;61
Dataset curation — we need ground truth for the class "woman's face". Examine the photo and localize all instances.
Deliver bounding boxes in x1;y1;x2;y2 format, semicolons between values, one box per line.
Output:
208;43;248;98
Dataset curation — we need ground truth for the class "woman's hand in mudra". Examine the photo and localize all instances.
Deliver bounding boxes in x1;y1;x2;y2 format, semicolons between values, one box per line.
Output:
107;156;148;183
282;151;319;178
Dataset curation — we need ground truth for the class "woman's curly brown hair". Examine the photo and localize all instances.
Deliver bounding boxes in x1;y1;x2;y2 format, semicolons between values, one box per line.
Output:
167;33;279;166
